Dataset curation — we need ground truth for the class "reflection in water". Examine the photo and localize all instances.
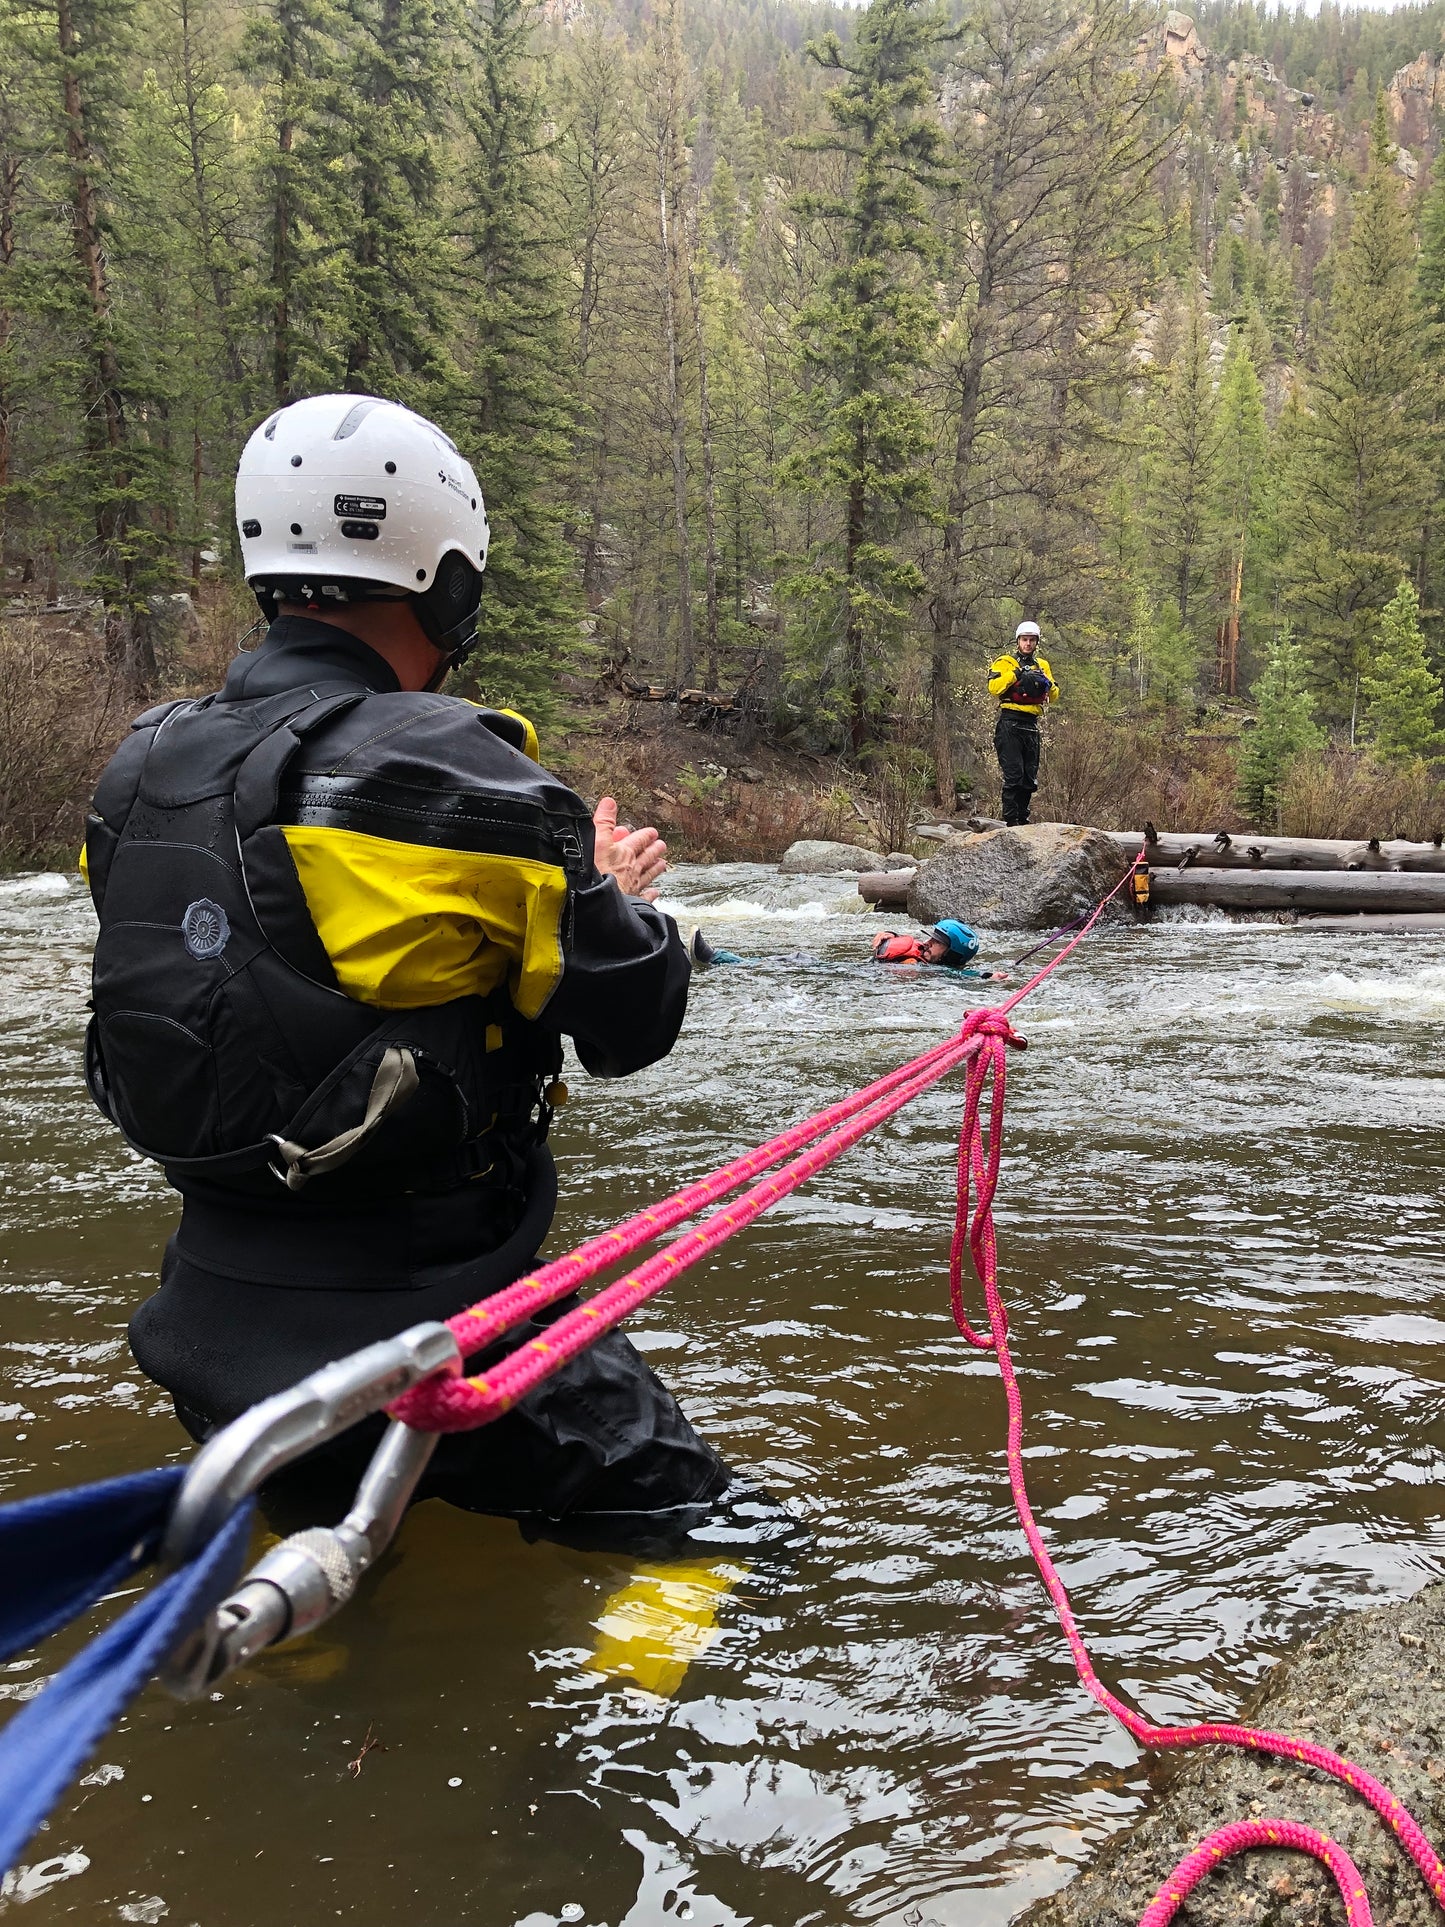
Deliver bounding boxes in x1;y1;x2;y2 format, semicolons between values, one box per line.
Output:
2;865;1445;1925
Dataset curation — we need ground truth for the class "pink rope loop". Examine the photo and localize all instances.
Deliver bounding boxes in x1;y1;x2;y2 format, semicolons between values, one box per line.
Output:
942;960;1445;1924
1139;1821;1373;1927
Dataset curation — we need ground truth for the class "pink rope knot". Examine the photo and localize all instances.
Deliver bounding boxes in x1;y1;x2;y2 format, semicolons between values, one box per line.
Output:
958;1006;1026;1051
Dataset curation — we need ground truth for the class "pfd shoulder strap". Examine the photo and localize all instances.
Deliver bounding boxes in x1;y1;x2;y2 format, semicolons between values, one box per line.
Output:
232;688;371;842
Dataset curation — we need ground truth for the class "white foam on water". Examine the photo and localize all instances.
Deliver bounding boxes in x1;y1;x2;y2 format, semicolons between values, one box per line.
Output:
1306;963;1445;1013
656;893;857;923
0;872;72;899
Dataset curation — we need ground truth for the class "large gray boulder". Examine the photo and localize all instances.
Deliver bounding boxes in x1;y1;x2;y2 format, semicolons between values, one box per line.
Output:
907;822;1128;929
779;838;885;876
1017;1580;1445;1927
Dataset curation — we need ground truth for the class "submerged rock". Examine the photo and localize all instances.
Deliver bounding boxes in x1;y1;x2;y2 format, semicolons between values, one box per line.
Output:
1017;1581;1445;1927
908;822;1128;929
778;838;886;875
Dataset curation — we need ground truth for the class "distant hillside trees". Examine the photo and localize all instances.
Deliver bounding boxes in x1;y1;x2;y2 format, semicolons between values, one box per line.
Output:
5;0;1445;828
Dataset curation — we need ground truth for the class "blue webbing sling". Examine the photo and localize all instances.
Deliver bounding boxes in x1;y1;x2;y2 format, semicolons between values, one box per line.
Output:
0;1467;252;1874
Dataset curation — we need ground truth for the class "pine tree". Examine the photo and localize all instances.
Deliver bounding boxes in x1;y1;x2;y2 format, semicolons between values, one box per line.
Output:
20;0;180;688
1419;144;1445;333
128;0;260;586
1209;325;1268;694
1414;143;1445;628
1286;96;1435;725
641;0;698;690
1360;578;1445;763
449;0;578;718
554;26;631;612
240;0;349;402
783;0;951;752
1144;290;1219;649
1238;627;1325;825
337;0;453;406
925;0;1166;804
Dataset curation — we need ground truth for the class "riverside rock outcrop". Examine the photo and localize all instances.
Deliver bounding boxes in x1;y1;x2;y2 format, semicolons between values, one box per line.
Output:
778;839;886;875
1017;1580;1445;1927
907;823;1128;929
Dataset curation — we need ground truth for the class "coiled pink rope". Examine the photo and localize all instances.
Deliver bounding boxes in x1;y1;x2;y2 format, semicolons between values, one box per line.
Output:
391;849;1442;1921
1137;1820;1369;1925
951;1006;1440;1926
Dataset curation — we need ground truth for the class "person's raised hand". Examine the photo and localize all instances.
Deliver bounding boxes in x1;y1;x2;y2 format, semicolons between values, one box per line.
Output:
592;795;668;901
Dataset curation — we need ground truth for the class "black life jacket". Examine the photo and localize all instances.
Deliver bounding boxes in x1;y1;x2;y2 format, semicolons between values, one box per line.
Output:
83;684;560;1207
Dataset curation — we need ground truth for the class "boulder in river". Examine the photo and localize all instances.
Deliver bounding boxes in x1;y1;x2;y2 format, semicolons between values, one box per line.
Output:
1017;1580;1445;1927
778;838;886;875
907;822;1128;929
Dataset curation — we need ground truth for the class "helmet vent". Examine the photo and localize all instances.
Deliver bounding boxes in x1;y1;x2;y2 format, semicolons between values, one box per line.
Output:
334;399;382;440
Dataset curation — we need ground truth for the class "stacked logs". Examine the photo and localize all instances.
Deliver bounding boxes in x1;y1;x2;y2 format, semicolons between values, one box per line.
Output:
858;826;1445;927
1104;828;1445;918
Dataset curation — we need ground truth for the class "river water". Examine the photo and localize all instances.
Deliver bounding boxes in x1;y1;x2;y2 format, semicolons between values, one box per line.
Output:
3;862;1445;1926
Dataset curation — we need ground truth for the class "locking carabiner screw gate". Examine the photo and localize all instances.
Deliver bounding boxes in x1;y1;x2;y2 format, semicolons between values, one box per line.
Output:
160;1322;460;1698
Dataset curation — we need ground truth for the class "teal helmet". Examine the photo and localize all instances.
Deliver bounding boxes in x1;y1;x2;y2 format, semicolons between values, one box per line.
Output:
932;919;980;963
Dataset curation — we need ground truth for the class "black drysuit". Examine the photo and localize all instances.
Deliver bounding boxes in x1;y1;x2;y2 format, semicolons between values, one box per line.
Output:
83;621;728;1546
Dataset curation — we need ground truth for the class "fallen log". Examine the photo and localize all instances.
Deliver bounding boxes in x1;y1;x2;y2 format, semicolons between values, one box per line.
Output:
1147;867;1445;913
1293;912;1445;932
857;870;913;908
1103;829;1445;872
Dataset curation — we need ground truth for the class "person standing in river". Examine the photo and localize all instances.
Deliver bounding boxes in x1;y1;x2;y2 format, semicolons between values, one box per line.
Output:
988;620;1059;826
78;394;765;1555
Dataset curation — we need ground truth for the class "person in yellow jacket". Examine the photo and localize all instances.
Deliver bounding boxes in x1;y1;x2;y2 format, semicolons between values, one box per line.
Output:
987;620;1059;825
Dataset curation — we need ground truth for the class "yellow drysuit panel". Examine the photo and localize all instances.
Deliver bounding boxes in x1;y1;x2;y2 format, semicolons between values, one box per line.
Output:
280;825;569;1018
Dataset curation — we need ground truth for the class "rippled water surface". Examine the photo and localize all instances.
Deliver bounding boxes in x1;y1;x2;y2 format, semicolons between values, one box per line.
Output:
3;862;1445;1926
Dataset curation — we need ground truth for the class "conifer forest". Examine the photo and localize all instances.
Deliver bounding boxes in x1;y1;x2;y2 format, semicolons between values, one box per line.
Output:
10;0;1445;859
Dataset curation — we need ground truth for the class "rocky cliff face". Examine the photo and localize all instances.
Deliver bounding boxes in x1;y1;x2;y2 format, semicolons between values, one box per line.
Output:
1389;49;1444;155
1137;12;1440;173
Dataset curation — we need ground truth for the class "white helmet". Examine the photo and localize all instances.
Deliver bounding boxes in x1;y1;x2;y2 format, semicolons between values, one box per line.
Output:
1015;620;1041;640
235;395;490;660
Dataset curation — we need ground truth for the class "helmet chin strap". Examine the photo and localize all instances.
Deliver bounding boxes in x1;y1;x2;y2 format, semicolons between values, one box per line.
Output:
415;607;479;692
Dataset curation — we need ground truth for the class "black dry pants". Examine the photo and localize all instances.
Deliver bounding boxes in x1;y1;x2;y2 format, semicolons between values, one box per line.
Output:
129;1150;730;1554
994;711;1041;825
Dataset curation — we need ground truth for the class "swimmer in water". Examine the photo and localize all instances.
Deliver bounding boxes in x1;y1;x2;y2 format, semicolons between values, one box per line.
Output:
871;918;1009;980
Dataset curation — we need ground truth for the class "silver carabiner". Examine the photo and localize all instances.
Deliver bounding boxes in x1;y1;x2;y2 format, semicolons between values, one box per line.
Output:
160;1322;460;1699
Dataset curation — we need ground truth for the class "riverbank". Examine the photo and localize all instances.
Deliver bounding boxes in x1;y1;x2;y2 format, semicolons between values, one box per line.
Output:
13;597;1445;872
1017;1580;1445;1926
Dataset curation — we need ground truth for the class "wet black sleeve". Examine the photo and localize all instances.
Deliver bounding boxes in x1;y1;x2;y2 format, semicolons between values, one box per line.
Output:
547;876;692;1078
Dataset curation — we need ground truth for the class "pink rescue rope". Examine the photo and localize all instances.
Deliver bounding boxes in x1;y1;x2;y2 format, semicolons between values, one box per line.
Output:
391;1027;987;1430
390;850;1444;1922
953;1005;1441;1926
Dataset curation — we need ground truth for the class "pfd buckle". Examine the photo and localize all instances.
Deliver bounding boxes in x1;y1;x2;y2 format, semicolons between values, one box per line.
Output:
160;1322;459;1699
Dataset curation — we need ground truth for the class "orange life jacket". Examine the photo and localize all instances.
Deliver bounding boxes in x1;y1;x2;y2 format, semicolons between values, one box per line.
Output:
872;932;929;963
